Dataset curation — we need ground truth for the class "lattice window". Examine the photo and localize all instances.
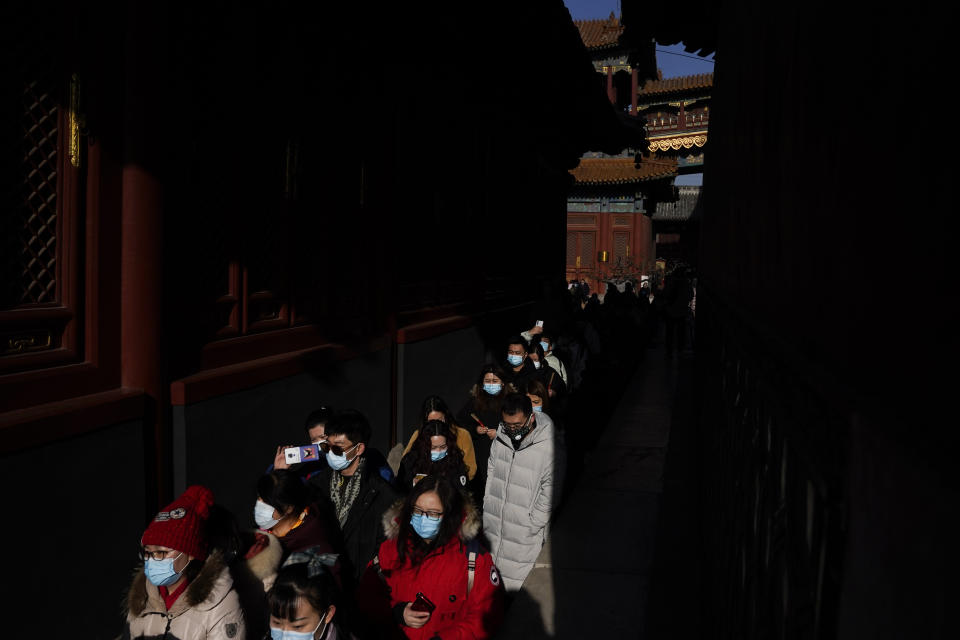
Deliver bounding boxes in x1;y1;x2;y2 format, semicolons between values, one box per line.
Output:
1;11;90;379
566;231;577;267
580;232;596;268
613;215;630;226
614;231;629;260
567;214;596;226
18;79;58;304
2;79;59;309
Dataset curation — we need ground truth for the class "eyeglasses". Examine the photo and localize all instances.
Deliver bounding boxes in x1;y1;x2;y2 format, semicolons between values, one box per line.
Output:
318;441;359;457
412;507;443;520
139;547;181;562
499;419;530;431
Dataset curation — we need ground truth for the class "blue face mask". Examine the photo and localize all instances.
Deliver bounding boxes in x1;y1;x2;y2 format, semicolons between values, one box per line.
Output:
483;383;502;396
144;553;184;587
431;449;448;462
540;341;550;353
270;619;325;640
410;513;442;539
507;354;524;366
325;443;359;471
532;405;543;413
254;500;279;530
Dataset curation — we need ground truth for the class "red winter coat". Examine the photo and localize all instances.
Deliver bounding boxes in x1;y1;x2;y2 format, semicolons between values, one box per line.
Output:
356;500;504;640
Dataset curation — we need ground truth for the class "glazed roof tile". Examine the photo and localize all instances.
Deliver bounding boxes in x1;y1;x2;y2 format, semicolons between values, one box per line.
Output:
653;186;702;220
639;73;713;97
574;12;624;50
570;157;677;185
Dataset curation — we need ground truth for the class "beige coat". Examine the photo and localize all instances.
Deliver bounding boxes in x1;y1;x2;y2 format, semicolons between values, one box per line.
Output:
123;550;245;640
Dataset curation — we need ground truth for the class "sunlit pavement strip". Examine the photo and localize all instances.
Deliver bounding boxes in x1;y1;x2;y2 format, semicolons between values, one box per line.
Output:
494;350;678;638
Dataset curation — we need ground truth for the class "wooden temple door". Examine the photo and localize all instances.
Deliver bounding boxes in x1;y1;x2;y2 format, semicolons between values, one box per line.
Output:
565;229;596;290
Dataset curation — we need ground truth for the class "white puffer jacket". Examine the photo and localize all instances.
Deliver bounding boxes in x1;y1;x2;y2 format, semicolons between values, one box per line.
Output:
482;412;559;591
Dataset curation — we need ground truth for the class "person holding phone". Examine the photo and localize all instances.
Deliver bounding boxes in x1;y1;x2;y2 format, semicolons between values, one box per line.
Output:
396;419;470;491
400;395;478;482
268;406;335;479
306;410;398;588
356;476;504;639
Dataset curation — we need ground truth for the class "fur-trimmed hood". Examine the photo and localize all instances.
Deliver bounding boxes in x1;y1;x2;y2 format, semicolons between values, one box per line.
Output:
125;549;234;618
243;530;283;583
381;495;481;543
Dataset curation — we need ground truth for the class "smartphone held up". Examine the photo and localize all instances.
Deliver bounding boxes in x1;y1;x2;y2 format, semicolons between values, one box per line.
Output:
284;444;323;465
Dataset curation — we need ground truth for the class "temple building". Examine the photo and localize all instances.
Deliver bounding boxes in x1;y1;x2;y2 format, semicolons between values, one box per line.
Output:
638;72;712;174
567;13;713;289
574;11;656;115
653;185;703;264
565;154;677;287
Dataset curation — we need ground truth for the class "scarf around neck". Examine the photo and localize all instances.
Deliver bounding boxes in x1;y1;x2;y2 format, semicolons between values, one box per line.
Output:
330;457;365;526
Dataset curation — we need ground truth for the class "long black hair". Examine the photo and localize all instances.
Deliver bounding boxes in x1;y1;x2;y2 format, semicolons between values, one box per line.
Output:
420;395;458;430
257;468;309;517
471;363;510;414
269;561;339;623
393;475;464;568
404;420;466;480
521;378;550;413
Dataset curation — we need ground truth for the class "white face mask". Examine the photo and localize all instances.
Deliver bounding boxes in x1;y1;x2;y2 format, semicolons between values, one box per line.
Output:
270;618;325;640
326;443;360;471
254;500;279;530
532;360;542;369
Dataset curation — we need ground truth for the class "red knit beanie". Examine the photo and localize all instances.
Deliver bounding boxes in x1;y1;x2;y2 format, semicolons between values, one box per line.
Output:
141;485;214;561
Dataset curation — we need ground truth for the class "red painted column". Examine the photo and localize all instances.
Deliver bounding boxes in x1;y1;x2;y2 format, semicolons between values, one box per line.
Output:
631;68;638;115
632;212;643;268
638;213;654;272
606;67;615;104
122;0;169;511
599;205;612;290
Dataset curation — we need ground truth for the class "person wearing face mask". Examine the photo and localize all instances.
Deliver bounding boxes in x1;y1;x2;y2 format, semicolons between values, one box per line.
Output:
526;341;567;402
267;548;355;640
483;393;561;591
397;420;469;491
521;379;550;416
456;364;516;508
356;476;504;639
123;485;246;639
255;469;340;567
502;335;538;389
537;333;568;385
269;406;335;479
306;409;398;589
400;395;477;482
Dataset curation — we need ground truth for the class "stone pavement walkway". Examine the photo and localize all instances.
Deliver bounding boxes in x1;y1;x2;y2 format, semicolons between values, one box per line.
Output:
495;347;690;638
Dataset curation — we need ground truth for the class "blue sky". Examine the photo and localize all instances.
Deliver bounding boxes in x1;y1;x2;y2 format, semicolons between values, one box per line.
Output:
562;0;715;79
563;1;713;185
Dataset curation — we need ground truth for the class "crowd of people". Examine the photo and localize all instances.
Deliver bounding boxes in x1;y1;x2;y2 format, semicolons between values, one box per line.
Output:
120;272;693;640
